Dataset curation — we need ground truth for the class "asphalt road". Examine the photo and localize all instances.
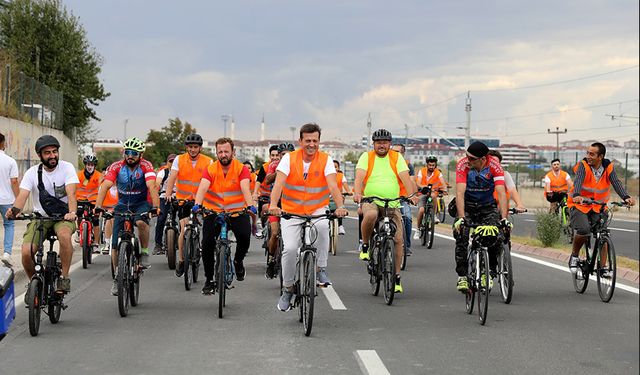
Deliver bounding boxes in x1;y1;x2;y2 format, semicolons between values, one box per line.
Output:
1;217;638;375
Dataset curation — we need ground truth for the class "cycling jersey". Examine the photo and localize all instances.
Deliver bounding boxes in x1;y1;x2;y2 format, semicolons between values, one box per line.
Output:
104;159;156;206
456;155;504;205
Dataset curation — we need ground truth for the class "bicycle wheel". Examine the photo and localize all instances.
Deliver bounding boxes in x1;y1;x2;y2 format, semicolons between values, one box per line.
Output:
420;212;428;247
477;250;490;325
596;236;616;303
165;227;176;270
216;245;226;318
117;241;131;317
382;238;396;306
498;242;514;304
438;198;446;223
465;250;476;314
330;220;337;256
427;207;436;249
302;251;316;337
192;235;200;284
572;241;590;294
48;277;62;324
81;221;89;269
27;278;42;336
369;246;381;296
130;253;141;307
183;228;193;291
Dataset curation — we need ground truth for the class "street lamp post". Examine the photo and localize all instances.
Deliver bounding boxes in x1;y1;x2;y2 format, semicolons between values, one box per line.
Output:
221;114;230;137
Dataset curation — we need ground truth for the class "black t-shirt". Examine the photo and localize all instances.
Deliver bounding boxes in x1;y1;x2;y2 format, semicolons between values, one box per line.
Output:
256;165;267;183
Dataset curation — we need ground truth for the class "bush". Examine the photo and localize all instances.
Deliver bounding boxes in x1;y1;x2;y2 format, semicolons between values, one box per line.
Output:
535;210;562;247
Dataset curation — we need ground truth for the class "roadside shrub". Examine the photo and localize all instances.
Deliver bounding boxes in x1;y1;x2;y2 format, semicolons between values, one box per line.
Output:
535;210;562;247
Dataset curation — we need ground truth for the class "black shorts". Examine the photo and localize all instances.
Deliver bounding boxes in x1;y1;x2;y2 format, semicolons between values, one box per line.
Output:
570;208;605;236
546;192;568;203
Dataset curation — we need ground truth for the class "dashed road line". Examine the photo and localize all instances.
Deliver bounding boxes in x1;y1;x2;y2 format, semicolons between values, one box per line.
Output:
355;350;391;375
321;285;347;310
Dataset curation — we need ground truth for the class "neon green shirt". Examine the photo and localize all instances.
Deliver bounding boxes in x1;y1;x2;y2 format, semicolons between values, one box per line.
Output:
356;151;408;208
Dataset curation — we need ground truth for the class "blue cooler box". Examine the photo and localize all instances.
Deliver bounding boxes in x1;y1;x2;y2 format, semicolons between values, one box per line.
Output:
1;264;16;339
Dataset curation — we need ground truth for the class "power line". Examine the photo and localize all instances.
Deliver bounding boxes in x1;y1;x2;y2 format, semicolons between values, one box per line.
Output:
500;123;638;138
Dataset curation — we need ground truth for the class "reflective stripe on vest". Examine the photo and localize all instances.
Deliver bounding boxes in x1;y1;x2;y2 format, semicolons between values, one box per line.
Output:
175;153;212;200
76;170;102;204
203;159;247;212
363;150;406;195
281;150;330;215
567;159;613;213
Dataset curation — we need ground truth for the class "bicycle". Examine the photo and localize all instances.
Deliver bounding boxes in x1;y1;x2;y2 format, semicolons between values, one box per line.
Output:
571;199;628;303
163;199;183;270
77;202;95;269
361;195;411;306
496;208;526;304
556;196;574;243
436;190;447;224
11;214;68;336
418;185;436;249
182;209;202;291
329;192;351;256
280;211;337;336
104;210;150;317
261;212;283;290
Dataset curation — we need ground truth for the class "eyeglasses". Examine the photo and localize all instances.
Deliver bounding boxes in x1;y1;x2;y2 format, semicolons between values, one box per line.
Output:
124;150;140;157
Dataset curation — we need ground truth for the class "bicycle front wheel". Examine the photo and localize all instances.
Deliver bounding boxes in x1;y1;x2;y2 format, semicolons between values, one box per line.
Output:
572;242;590;294
117;241;131;317
498;242;514;304
597;236;616;303
165;227;177;270
382;238;396;306
48;278;62;324
465;251;476;314
130;253;141;307
477;250;490;325
427;207;436;249
81;221;89;269
369;246;381;296
27;278;42;336
183;228;193;291
302;251;316;336
216;245;226;318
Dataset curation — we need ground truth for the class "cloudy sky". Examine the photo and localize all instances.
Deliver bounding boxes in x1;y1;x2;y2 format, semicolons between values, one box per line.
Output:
65;0;639;146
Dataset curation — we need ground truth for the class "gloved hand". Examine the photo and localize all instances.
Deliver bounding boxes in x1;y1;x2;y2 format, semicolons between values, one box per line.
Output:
500;218;513;229
191;204;201;213
93;207;104;215
248;205;258;215
454;217;465;232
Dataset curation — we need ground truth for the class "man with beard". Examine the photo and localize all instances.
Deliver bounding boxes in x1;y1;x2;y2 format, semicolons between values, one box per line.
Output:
354;129;418;294
76;155;103;253
6;135;79;294
95;137;159;296
164;134;213;277
544;158;573;214
192;138;256;295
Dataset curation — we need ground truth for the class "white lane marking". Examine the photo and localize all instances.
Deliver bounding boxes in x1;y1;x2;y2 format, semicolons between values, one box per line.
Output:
321;285;347;310
355;350;391;375
432;233;639;294
524;219;536;222
609;227;637;233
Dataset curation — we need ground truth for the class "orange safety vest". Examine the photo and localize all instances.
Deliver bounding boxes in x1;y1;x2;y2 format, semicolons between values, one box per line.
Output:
76;170;102;204
492;185;511;208
103;185;118;210
544;170;569;193
281;150;331;215
363;150;407;196
418;167;443;191
336;171;344;191
567;159;613;213
175;153;213;200
203;159;247;212
258;161;273;197
249;172;257;192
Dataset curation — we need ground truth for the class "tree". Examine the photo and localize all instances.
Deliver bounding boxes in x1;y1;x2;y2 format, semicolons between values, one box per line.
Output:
96;149;122;172
145;118;197;167
0;0;109;141
343;151;360;164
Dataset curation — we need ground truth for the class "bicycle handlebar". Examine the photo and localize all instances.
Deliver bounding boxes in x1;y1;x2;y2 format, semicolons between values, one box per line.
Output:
581;199;630;208
9;213;66;221
280;211;339;221
360;194;415;205
508;208;527;214
102;211;150;220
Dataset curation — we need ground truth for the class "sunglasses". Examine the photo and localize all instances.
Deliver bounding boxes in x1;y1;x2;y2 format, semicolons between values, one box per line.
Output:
124;150;140;157
466;154;480;161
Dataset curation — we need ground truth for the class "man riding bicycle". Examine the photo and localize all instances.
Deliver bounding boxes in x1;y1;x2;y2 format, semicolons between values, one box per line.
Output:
452;141;510;293
567;142;635;274
6;135;79;294
330;159;352;236
164;134;213;277
192;137;256;294
415;155;448;239
153;153;177;254
76;155;102;253
544;158;573;214
354;129;418;294
253;144;280;237
94;137;160;296
269;123;347;311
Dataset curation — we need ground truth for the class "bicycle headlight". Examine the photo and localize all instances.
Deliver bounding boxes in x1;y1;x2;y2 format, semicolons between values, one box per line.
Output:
35;264;42;272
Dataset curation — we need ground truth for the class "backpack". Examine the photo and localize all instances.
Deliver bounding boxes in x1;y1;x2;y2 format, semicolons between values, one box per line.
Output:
37;164;69;217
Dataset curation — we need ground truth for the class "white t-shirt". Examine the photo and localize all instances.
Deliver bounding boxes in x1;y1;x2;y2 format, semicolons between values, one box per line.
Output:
504;171;516;190
156;168;176;198
0;150;19;205
276;152;336;177
19;161;79;215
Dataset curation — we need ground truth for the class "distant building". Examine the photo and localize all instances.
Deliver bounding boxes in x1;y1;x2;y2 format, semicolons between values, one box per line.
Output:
92;138;123;154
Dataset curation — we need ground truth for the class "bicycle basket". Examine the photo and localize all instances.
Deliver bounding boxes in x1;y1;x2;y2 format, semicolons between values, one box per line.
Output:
471;225;500;247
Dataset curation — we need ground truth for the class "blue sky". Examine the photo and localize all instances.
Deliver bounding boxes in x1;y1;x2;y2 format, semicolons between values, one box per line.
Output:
66;0;639;145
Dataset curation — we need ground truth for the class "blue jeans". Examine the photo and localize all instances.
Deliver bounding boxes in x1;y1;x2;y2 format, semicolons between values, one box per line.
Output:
112;202;151;249
0;204;15;255
400;201;412;250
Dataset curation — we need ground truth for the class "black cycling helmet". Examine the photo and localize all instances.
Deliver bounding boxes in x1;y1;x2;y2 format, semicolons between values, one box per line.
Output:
372;128;392;141
426;155;438;163
184;133;203;146
83;155;98;165
278;143;295;153
35;135;60;153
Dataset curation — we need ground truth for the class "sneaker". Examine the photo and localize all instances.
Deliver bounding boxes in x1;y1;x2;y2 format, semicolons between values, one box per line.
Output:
317;268;332;287
57;277;71;293
101;243;110;255
2;252;12;267
413;230;420;240
405;248;412;257
202;279;215;295
234;260;245;281
152;243;165;255
359;244;370;261
253;224;262;238
338;225;346;235
277;288;294;312
569;255;579;274
434;217;440;224
456;276;469;293
480;274;494;290
598;268;611;278
140;248;149;257
91;244;101;254
175;261;184;277
111;279;118;296
24;284;30;307
394;275;403;293
265;257;277;279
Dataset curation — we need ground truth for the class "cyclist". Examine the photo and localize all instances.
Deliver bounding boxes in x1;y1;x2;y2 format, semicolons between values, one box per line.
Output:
193;137;256;295
264;142;295;279
270;123;347;311
94;137;160;296
391;144;416;256
452;141;510;293
354;129;418;294
544;158;573;214
567;142;635;274
330;160;352;235
414;155;448;240
487;150;527;212
153;153;177;254
101;184;118;254
76;155;102;253
6;135;78;294
164;134;213;277
253;144;280;237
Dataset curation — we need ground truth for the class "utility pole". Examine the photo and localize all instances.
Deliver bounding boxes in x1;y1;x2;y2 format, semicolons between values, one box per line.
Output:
230;115;235;140
221;114;230;137
367;112;372;146
547;126;567;159
404;123;409;147
123;118;129;140
465;91;471;149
